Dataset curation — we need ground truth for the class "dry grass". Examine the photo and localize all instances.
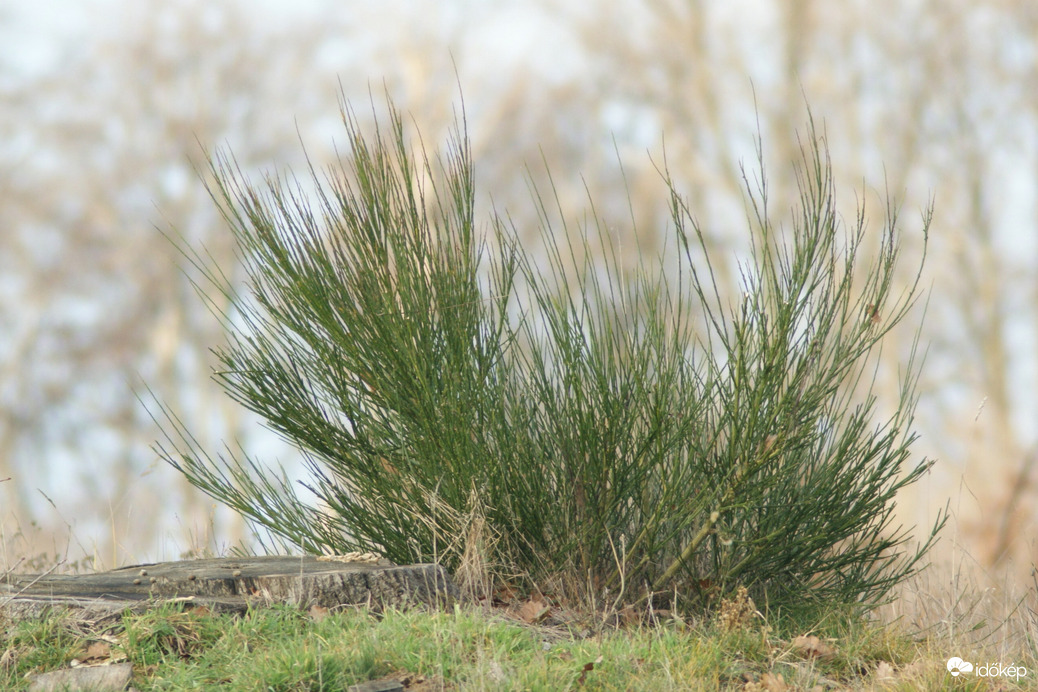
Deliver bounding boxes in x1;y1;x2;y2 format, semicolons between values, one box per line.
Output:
878;556;1037;661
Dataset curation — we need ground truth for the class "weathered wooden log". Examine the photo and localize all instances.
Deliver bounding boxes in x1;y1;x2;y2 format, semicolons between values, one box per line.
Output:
1;556;458;625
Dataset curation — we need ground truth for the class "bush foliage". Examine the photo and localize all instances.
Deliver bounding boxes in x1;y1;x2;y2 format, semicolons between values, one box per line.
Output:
157;98;944;615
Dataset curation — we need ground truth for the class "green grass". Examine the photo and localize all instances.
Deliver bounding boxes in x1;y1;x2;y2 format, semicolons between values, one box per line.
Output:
3;595;1032;690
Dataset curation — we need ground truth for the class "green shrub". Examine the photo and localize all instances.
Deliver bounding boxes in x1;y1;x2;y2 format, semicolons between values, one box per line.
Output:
156;97;944;616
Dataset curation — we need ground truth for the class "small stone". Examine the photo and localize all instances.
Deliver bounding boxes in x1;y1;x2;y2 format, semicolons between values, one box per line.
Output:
28;662;133;691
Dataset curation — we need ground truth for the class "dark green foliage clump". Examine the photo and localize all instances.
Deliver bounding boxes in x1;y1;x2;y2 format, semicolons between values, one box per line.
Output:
157;97;943;617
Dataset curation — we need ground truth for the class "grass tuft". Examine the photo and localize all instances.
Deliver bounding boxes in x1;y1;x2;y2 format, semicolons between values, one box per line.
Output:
154;93;943;621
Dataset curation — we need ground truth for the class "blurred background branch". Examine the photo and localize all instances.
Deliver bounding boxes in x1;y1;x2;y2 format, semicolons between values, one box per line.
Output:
0;0;1034;582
